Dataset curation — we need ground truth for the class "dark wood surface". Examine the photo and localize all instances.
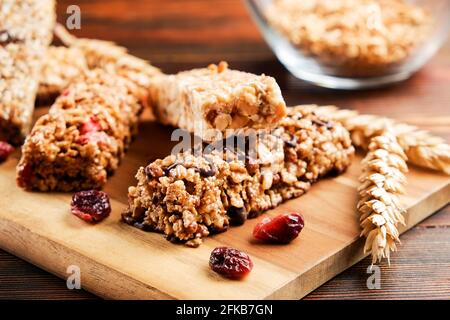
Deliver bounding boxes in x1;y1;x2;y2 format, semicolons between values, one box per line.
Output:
0;0;449;299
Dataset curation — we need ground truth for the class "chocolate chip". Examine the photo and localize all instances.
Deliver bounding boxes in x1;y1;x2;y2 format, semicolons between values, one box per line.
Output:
227;206;248;226
145;164;164;179
133;221;155;232
132;206;146;219
208;224;229;234
247;210;260;219
0;30;21;46
184;180;196;194
165;234;181;243
199;163;216;177
283;136;297;148
121;214;136;225
312;118;333;129
245;159;260;175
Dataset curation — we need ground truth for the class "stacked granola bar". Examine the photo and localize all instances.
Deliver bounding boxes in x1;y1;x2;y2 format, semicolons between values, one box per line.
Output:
17;70;146;191
0;0;55;144
37;46;88;103
37;26;162;103
149;61;287;141
54;24;161;90
122;106;354;246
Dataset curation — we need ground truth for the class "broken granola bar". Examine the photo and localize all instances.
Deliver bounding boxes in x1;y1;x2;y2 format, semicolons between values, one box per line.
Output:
122;106;354;246
16;70;146;191
0;0;55;144
149;61;287;141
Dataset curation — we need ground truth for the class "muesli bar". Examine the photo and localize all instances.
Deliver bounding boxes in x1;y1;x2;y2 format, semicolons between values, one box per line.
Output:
0;0;55;144
54;24;161;89
17;70;146;191
37;46;88;103
149;61;287;141
122;106;354;247
37;26;162;104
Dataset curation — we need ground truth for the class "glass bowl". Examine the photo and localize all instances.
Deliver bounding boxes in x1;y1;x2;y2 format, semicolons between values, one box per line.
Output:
245;0;450;89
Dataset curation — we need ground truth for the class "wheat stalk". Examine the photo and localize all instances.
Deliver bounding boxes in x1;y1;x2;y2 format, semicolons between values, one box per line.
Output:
296;105;450;174
358;132;408;265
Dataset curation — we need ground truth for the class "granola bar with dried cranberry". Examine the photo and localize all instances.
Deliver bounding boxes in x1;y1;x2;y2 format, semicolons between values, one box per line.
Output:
122;106;354;246
16;70;146;191
0;0;55;144
149;61;287;141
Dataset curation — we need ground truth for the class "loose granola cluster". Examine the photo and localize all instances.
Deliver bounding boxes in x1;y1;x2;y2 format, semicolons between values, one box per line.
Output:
150;61;287;141
267;0;432;77
0;0;55;144
17;70;146;191
122;107;354;246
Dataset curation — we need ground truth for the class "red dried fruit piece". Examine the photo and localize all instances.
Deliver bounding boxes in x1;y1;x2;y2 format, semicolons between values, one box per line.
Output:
70;190;111;223
0;141;14;163
77;131;110;145
209;247;253;279
253;212;305;244
80;116;102;135
16;163;33;187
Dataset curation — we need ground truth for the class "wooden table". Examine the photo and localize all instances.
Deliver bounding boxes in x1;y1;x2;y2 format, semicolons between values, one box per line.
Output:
0;0;449;299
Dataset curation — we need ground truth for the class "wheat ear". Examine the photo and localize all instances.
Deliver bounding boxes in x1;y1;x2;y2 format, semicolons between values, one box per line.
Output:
296;105;450;174
358;131;408;264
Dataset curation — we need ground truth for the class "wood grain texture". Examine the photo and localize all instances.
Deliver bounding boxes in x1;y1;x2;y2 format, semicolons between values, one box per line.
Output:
0;0;449;299
0;116;448;299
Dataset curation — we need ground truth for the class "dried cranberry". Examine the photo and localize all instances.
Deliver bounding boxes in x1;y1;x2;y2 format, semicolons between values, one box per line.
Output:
0;141;14;163
80;116;102;135
70;190;111;223
16;163;32;187
253;213;305;244
77;131;110;145
209;247;253;279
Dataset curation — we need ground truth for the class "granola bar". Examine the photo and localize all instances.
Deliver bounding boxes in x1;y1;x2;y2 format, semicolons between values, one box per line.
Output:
122;106;354;246
149;61;287;141
37;46;88;103
54;24;161;89
0;0;55;144
16;70;146;191
36;26;162;104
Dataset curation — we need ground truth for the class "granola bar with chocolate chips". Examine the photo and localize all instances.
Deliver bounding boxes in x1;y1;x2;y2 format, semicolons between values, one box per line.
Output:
16;70;146;191
0;0;55;144
122;106;354;247
149;61;287;141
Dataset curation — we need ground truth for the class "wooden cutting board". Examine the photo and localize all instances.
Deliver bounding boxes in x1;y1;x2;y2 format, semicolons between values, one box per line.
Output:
0;111;448;299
